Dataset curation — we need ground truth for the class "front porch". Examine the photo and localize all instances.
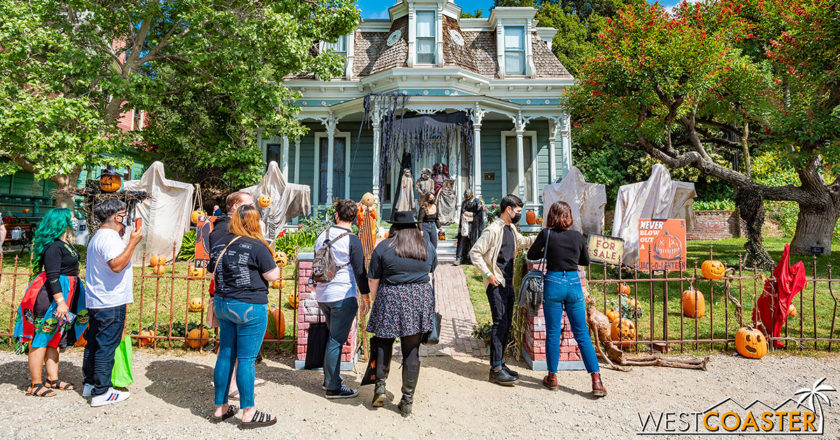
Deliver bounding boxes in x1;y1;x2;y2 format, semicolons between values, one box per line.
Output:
260;96;573;224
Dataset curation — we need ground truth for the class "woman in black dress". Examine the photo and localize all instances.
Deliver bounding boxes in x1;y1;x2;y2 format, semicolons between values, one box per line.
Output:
454;190;484;265
366;211;437;417
418;193;440;249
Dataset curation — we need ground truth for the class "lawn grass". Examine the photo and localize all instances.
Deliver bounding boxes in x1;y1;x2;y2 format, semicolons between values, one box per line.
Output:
0;253;301;351
463;237;840;355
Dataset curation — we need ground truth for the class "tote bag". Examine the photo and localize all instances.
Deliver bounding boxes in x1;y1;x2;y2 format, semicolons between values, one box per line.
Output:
111;336;134;388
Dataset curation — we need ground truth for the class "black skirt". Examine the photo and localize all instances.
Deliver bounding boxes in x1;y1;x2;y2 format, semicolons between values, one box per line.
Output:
367;282;435;339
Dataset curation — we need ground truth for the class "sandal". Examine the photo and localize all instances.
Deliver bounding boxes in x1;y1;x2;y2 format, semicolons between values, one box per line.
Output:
27;383;56;397
45;379;76;391
239;410;277;429
211;404;238;423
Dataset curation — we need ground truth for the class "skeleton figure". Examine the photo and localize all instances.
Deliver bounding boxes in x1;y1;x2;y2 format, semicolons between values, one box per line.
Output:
586;297;710;371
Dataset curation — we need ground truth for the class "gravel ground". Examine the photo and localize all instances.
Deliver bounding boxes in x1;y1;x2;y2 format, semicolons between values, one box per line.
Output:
1;349;838;439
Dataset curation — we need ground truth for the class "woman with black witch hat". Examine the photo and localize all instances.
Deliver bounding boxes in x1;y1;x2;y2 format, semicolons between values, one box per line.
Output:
365;211;437;417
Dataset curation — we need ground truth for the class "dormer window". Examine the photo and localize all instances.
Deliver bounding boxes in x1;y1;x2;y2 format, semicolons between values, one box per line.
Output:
416;11;436;64
324;35;347;56
504;26;526;75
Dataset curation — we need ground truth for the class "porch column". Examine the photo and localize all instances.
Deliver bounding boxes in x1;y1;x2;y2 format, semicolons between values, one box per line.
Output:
561;112;572;172
371;104;382;203
472;104;485;199
548;118;559;182
294;137;301;183
322;113;338;204
281;135;290;177
515;112;526;200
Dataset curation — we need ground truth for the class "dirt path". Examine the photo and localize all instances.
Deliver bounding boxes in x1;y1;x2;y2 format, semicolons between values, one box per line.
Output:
1;349;838;439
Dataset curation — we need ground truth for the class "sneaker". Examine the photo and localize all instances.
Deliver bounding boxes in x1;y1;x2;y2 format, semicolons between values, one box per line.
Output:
489;368;518;386
82;384;94;398
90;388;130;407
322;377;344;391
325;384;358;399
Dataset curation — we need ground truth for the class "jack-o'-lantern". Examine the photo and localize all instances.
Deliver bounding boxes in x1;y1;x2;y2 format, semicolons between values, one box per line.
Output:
153;265;166;275
536;216;543;225
788;304;797;317
438;230;446;241
610;318;636;345
185;328;210;349
701;260;726;280
191;209;206;224
271;280;284;289
617;283;631;295
264;307;285;340
258;195;271;208
605;308;620;322
735;326;767;359
681;287;705;318
288;292;299;309
99;173;122;193
137;329;156;347
188;297;204;313
274;251;288;267
188;265;205;279
526;210;537;225
652;231;682;260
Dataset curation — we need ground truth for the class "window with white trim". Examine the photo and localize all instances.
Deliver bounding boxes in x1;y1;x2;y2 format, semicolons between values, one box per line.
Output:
324;35;347;56
416;11;436;64
318;137;346;203
505;135;534;202
504;26;526;75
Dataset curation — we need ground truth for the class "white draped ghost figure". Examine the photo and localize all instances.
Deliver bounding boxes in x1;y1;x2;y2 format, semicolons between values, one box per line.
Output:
240;161;311;243
542;167;607;235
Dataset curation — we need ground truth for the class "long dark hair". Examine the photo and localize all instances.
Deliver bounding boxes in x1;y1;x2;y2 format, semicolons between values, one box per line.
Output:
388;226;428;260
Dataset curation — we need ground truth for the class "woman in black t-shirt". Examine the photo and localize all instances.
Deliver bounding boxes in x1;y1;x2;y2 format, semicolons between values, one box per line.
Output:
366;211;437;417
419;193;440;249
527;201;605;398
208;205;279;428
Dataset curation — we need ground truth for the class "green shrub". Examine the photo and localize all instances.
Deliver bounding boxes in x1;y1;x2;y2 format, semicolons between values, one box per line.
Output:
693;199;736;211
178;230;196;261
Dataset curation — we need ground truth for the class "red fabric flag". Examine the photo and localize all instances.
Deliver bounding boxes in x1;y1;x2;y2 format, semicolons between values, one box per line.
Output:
751;244;807;348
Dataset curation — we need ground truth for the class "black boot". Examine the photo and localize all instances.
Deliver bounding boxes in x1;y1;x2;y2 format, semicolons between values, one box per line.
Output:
398;362;420;417
372;340;392;408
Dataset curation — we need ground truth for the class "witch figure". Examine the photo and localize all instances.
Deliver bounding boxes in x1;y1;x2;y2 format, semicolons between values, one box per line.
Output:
392;152;415;213
432;163;450;194
415;168;434;202
454;190;485;266
436;178;458;226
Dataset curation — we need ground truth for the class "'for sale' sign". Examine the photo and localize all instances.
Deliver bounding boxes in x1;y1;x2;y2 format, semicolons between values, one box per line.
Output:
638;219;686;272
587;234;624;266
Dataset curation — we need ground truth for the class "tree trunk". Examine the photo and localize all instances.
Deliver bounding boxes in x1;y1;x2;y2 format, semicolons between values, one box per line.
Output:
50;167;83;209
789;203;838;256
734;186;775;270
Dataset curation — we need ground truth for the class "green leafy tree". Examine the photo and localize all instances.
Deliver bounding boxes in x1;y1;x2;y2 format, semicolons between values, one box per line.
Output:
0;0;358;207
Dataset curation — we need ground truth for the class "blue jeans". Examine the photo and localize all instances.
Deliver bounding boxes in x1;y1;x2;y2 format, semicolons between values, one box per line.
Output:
213;297;268;409
544;271;600;374
82;304;127;396
318;296;358;391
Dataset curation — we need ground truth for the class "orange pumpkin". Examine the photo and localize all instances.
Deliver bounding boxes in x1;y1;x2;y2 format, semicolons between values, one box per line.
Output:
788;304;797;317
191;210;206;224
265;307;285;340
681;288;705;318
525;210;537;225
701;260;726;280
735;326;767;359
610;318;636;346
274;251;288;267
617;283;631;295
188;265;205;279
99;174;122;192
652;231;682;260
271;280;283;289
137;329;156;347
258;195;271;207
605;308;620;322
153;265;166;275
536;216;543;225
288;292;299;309
149;255;162;267
438;230;446;241
188;297;204;313
185;328;210;349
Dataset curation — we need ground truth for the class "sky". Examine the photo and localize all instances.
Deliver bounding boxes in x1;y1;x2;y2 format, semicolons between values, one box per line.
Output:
356;0;687;19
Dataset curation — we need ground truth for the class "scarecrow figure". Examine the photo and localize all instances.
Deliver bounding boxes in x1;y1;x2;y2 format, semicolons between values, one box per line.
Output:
357;192;378;266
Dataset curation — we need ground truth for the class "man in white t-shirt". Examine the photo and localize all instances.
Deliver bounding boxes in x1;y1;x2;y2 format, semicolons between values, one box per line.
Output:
82;199;143;407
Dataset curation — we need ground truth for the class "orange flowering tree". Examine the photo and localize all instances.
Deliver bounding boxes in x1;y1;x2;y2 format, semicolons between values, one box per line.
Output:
569;0;839;264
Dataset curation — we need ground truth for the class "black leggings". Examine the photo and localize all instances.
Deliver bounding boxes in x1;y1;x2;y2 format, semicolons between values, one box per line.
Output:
381;333;423;367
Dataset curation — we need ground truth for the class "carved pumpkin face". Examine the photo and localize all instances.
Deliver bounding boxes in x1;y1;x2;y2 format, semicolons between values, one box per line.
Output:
274;251;288;267
191;210;206;224
617;283;631;295
188;297;204;313
701;260;726;279
735;326;767;359
288;292;299;309
258;195;271;207
138;329;156;347
271;280;282;289
653;231;682;260
681;288;706;318
99;174;122;193
610;318;636;344
188;265;205;279
525;210;537;225
536;216;543;225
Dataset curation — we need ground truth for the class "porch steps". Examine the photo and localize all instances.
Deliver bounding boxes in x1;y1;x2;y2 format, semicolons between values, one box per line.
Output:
437;238;457;263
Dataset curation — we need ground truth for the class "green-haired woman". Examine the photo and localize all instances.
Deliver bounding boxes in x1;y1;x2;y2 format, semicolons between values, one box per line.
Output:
13;208;87;397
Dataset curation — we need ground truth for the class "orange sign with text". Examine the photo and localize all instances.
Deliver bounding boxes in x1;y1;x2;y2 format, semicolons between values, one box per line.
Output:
638;219;686;272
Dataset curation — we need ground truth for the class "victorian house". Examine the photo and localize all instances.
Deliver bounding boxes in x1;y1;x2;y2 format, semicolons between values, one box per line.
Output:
262;0;574;220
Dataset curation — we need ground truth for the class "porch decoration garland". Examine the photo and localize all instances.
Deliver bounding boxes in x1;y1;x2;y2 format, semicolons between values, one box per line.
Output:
360;93;474;192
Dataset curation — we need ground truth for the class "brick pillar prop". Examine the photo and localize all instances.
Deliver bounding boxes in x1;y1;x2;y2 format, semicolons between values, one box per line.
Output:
519;261;585;371
294;252;359;370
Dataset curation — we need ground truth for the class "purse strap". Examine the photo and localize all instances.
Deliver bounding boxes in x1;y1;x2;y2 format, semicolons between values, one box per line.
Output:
213;236;241;275
540;230;551;272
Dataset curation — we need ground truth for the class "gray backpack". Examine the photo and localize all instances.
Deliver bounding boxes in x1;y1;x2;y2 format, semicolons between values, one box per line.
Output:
311;228;351;284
